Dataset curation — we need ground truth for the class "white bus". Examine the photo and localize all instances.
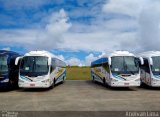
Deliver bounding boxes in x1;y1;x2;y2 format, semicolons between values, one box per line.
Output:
139;51;160;87
15;51;66;88
91;51;144;87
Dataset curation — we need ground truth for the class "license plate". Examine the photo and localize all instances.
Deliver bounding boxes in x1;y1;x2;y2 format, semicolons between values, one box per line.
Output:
124;83;129;86
30;84;35;87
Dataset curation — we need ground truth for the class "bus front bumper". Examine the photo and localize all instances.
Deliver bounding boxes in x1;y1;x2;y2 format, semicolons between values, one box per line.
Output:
0;82;9;88
18;81;51;88
0;79;9;88
151;80;160;87
110;81;140;87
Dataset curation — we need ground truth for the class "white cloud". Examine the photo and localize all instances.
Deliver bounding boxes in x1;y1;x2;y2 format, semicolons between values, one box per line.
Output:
45;9;72;35
84;52;107;66
101;0;160;52
64;52;106;66
98;52;106;58
1;0;160;55
102;0;148;18
85;53;98;66
0;9;71;50
1;47;10;51
138;1;160;51
103;18;138;31
58;30;139;52
66;57;82;66
56;55;65;61
78;63;85;67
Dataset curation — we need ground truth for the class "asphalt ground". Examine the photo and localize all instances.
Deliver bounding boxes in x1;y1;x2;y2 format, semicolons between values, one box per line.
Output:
0;80;160;117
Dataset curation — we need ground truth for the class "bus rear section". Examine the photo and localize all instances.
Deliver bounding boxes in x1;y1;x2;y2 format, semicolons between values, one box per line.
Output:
91;51;143;87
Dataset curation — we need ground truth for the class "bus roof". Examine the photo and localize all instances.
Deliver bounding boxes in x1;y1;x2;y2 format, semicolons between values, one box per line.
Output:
0;50;21;56
24;50;63;61
91;58;108;66
139;51;160;58
91;51;135;66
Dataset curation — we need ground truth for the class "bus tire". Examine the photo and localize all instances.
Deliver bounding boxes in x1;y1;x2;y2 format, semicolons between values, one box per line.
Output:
8;80;13;89
62;76;65;83
92;76;95;82
50;79;55;89
50;84;54;89
103;78;106;86
53;78;56;86
63;76;64;81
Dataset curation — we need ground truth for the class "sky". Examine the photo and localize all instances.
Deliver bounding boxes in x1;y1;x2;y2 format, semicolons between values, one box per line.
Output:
0;0;160;66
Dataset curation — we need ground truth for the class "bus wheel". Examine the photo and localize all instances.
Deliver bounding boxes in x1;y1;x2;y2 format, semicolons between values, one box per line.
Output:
92;76;95;82
50;79;55;89
6;81;13;90
140;80;145;87
53;78;56;86
62;76;65;83
8;80;13;89
12;80;19;89
103;78;106;86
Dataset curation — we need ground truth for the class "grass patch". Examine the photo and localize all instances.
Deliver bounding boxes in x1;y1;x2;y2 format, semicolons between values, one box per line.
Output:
66;66;91;80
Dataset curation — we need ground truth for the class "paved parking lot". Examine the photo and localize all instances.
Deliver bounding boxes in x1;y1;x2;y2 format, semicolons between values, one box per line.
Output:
0;80;160;111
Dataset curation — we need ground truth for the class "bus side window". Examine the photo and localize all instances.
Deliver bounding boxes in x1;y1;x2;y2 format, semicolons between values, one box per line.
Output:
50;59;56;73
102;63;109;73
135;58;140;67
142;59;150;74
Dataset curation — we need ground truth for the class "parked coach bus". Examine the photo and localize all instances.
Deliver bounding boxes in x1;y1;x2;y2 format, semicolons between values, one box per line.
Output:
139;51;160;87
15;51;66;88
91;51;144;87
0;50;21;88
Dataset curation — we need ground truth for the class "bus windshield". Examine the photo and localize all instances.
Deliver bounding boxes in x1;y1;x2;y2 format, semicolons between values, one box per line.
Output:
111;56;139;74
151;56;160;75
20;56;49;77
0;55;8;74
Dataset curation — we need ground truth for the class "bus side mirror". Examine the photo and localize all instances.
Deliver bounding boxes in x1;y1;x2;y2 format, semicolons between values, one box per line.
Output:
15;57;21;65
48;58;51;66
139;57;144;65
149;58;153;65
108;57;111;65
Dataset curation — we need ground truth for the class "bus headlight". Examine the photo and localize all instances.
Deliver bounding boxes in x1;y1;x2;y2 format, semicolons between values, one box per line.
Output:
42;79;50;83
152;78;159;82
1;79;9;83
111;78;118;82
135;79;140;81
19;79;25;83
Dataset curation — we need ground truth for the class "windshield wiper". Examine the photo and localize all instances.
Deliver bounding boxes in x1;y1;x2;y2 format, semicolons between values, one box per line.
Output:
124;64;135;75
129;70;134;75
